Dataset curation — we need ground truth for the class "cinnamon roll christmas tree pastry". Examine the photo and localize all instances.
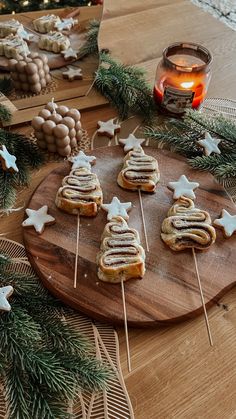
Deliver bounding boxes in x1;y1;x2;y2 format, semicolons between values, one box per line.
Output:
161;196;216;251
55;151;103;217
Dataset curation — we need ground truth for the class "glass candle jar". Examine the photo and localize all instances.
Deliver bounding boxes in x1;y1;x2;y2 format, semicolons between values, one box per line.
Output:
154;42;212;115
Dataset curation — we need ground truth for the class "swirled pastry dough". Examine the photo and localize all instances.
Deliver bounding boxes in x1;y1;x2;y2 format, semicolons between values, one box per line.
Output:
117;147;160;192
161;196;216;251
55;167;102;216
97;216;145;283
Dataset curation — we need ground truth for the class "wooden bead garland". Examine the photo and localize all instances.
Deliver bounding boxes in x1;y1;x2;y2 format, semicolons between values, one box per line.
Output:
32;100;83;156
9;53;51;94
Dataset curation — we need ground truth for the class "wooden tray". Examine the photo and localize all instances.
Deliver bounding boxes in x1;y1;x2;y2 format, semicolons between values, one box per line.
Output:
23;146;236;327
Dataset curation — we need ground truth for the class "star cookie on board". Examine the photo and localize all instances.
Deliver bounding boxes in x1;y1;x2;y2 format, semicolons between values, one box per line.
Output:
197;132;221;156
22;205;55;234
0;285;14;312
0;145;18;173
17;28;33;41
97;119;121;138
61;47;78;60
63;67;83;81
55;18;78;31
69;151;96;170
213;209;236;238
168;175;199;200
119;133;145;152
102;196;132;221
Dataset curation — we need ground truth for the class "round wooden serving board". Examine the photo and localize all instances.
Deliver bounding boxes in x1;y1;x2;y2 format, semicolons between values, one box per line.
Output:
23;146;236;327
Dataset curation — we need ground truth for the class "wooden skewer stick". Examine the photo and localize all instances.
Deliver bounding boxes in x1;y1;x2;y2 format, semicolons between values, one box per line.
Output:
121;278;132;372
74;213;80;289
192;248;213;346
138;188;149;252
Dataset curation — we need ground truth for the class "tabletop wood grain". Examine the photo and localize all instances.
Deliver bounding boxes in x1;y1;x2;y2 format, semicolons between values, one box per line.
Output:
1;1;236;418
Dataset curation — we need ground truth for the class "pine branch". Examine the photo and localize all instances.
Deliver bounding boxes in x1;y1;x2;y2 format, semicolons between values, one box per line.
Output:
188;153;236;173
215;162;236;179
78;19;100;59
0;77;13;95
0;104;11;123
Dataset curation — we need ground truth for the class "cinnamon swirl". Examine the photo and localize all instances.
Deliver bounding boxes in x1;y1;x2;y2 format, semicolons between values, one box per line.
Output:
97;216;145;283
161;196;216;251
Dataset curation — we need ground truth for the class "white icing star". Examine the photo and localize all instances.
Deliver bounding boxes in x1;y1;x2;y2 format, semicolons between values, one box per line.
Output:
61;47;78;60
97;119;121;138
63;67;83;81
102;197;132;221
69;151;96;170
17;28;32;41
168;175;199;200
214;209;236;238
0;145;18;173
197;132;221;157
55;18;78;31
0;285;14;312
119;134;145;152
22;205;55;234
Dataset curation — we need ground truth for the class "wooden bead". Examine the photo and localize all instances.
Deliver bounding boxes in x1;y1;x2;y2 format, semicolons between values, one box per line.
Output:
32;116;45;131
62;116;75;129
42;120;56;135
57;106;69;116
47;143;57;153
39;109;51;119
26;63;38;75
53;124;69;138
57;145;71;157
67;109;81;121
34;130;44;140
69;128;76;139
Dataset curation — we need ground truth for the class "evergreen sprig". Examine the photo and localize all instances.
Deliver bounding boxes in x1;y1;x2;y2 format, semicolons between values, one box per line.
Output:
0;77;13;95
0;256;111;418
144;110;236;180
0;103;12;123
78;19;100;59
0;129;44;211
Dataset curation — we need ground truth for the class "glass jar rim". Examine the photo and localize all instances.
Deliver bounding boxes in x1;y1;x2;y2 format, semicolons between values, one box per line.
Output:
163;42;212;73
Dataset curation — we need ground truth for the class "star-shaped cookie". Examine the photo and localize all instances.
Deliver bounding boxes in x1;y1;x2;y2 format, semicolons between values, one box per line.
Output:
63;67;83;81
119;133;145;152
55;18;78;31
197;132;221;156
97;119;121;139
61;47;78;60
168;175;199;200
214;209;236;238
0;145;18;173
22;205;55;234
0;285;14;312
69;151;96;170
102;197;132;221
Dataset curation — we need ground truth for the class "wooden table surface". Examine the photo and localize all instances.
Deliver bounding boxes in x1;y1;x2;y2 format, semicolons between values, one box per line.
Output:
1;1;236;418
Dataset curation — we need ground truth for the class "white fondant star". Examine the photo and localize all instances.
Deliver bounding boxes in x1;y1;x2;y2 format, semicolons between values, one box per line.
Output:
61;47;78;60
0;145;18;173
0;285;14;312
168;175;199;200
63;67;83;81
69;151;96;170
119;133;145;152
214;209;236;238
97;119;121;138
22;205;55;234
197;132;221;157
102;197;132;221
55;18;78;31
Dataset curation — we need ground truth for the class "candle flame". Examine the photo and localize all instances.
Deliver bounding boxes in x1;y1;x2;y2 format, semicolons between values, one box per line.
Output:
180;81;194;89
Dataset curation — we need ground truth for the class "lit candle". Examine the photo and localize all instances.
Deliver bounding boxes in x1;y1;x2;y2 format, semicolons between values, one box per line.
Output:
154;42;212;115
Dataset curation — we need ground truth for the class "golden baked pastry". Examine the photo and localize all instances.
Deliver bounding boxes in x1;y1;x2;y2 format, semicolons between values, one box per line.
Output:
117;147;160;192
97;216;145;283
161;196;216;251
55;167;103;216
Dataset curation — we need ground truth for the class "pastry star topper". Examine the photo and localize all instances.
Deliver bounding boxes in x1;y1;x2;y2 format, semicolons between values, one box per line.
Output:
97;119;121;138
0;145;19;173
55;17;78;31
119;133;145;152
102;197;132;221
168;175;199;200
197;132;221;157
0;285;14;312
214;209;236;238
61;47;78;60
22;205;55;234
69;151;96;170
